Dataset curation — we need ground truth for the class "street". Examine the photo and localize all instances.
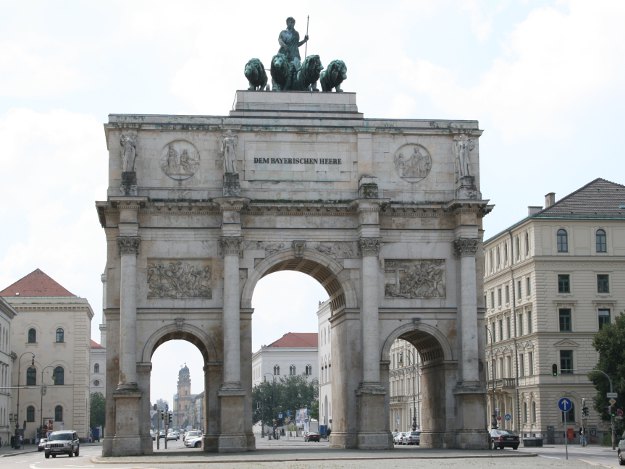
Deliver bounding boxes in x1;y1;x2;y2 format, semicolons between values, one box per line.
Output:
0;440;622;469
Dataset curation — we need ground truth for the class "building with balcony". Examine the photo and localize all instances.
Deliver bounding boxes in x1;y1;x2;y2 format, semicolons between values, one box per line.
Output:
484;178;625;443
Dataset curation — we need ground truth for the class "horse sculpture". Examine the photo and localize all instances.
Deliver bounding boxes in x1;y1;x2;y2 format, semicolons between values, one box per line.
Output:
320;60;347;92
244;58;267;91
294;55;323;91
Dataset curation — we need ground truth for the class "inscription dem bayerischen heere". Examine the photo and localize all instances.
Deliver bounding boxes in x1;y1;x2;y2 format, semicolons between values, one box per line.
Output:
253;157;342;165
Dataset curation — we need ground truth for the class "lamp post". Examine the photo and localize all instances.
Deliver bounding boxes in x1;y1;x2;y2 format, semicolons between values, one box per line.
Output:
15;352;35;448
40;364;55;435
592;368;615;450
485;325;497;429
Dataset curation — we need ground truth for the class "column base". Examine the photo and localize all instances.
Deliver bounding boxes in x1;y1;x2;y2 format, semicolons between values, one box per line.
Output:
356;383;392;449
329;431;358;449
111;435;143;456
218;385;255;452
111;388;143;456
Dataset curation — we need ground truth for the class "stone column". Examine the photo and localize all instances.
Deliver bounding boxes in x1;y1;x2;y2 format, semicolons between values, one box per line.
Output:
454;237;479;384
117;236;140;389
220;237;242;387
359;237;381;384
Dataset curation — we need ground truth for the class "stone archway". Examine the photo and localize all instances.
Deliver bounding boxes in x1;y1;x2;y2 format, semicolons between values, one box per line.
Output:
97;91;491;456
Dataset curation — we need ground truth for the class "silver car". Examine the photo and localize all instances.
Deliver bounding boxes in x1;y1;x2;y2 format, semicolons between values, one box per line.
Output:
44;430;80;458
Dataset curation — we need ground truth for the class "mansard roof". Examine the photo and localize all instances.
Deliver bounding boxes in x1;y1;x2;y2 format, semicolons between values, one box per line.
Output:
0;268;75;297
268;332;318;348
533;178;625;220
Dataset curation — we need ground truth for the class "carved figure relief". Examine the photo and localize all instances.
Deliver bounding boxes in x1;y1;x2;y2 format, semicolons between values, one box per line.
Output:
147;260;212;299
160;140;200;181
394;144;432;183
453;134;475;179
120;133;137;172
220;130;238;174
316;242;357;259
385;259;446;299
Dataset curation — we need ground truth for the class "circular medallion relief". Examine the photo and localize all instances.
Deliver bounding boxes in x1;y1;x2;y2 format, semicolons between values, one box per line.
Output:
160;140;200;181
393;144;432;183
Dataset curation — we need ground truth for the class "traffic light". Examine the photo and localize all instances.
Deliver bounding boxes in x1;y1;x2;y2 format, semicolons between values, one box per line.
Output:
552;364;558;376
581;398;589;418
160;410;164;420
168;412;173;425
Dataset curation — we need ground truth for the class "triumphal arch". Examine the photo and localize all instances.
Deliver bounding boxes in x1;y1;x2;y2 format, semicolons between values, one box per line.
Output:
97;89;491;455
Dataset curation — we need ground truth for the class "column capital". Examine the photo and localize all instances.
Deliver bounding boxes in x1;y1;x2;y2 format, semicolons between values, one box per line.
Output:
359;238;381;256
117;236;141;256
454;237;478;257
220;237;243;256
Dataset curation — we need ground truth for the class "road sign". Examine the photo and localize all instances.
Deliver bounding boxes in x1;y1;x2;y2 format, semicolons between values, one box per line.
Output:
504;413;512;421
617;408;624;417
609;398;617;405
607;392;618;398
558;397;572;412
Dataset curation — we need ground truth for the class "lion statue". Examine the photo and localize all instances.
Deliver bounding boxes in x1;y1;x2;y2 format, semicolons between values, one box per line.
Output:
244;58;267;91
320;60;347;92
270;53;295;91
294;55;323;91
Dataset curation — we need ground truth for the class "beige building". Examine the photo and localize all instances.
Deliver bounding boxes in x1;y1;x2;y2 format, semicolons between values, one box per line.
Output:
388;339;422;432
90;340;106;398
0;297;17;445
1;269;94;441
484;178;624;443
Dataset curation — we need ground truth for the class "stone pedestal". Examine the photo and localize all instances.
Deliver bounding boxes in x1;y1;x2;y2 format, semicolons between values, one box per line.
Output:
111;389;143;456
217;387;254;452
356;384;392;449
454;383;489;449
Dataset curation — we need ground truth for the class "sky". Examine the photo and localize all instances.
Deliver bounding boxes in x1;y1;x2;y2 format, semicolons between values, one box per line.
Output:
1;0;624;404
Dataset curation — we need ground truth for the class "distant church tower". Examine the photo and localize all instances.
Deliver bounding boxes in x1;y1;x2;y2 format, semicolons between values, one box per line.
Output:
173;364;193;429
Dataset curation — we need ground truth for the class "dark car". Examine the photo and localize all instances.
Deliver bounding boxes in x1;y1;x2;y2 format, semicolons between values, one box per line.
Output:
489;429;519;450
304;432;320;442
44;430;80;458
617;434;625;465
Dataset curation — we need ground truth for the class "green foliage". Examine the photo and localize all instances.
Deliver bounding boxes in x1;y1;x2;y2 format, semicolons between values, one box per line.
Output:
90;392;106;428
591;312;625;433
252;375;319;427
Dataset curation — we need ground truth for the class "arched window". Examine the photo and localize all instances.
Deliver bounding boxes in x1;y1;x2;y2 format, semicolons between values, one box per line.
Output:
28;328;37;343
94;363;100;374
596;229;607;253
531;401;537;423
53;366;64;385
557;229;568;252
289;365;296;376
273;365;280;376
26;405;35;422
54;405;63;422
55;328;64;343
26;366;37;385
305;364;312;376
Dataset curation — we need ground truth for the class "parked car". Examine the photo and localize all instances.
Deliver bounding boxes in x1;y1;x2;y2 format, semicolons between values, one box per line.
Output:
304;432;320;442
393;431;404;445
184;430;202;442
44;430;80;458
38;438;47;451
184;433;203;448
617;433;625;465
166;430;180;441
489;429;520;450
405;431;421;445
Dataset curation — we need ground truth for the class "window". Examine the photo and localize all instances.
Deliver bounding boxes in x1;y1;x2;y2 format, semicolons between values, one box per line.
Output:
498;319;503;341
504;242;508;264
93;379;100;387
557;229;568;252
527;311;533;333
26;366;37;385
28;328;37;343
531;401;537;423
560;350;573;374
528;351;534;376
55;405;63;422
505;285;510;304
559;308;572;332
305;364;312;376
517;280;522;299
515;237;520;260
490;291;495;309
497;288;502;307
496;247;501;267
518;313;524;336
526;277;531;296
94;363;100;374
289;365;296;376
505;317;511;339
53;366;64;385
597;274;610;293
273;365;280;376
525;232;530;256
519;353;525;377
596;229;607;253
598;308;611;329
56;327;64;343
27;405;35;422
558;274;570;293
523;402;528;423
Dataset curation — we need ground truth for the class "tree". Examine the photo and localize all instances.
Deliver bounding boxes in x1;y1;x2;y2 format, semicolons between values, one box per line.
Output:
591;312;625;434
90;392;106;429
252;375;319;428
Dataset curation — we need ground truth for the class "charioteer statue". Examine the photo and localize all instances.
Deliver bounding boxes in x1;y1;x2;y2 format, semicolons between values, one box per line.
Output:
244;16;347;93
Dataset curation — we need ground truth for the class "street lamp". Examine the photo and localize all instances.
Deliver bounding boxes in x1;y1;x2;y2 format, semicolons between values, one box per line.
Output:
15;352;35;447
40;364;56;435
485;325;497;429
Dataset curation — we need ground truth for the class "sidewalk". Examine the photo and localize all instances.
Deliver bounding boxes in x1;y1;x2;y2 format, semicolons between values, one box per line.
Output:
0;442;39;457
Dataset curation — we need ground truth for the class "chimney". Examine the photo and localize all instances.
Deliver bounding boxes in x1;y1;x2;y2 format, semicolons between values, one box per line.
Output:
528;206;542;216
545;192;556;208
